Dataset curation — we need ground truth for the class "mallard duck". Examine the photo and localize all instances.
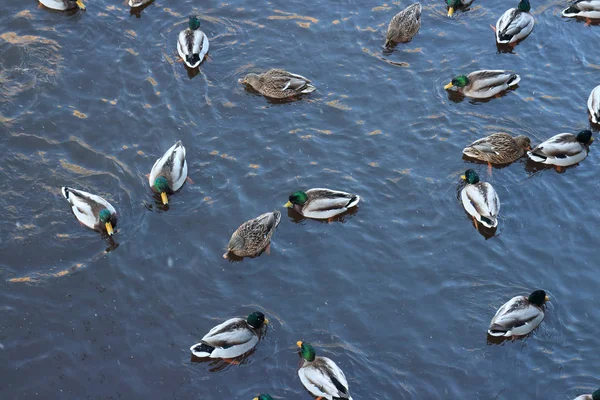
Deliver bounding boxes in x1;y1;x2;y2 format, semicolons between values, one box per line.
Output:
129;0;151;7
39;0;85;10
61;187;117;235
223;211;281;259
527;130;594;168
149;141;188;205
460;169;500;229
297;341;352;400
488;290;549;337
239;69;315;99
284;189;360;220
444;70;520;99
575;389;600;400
463;133;531;164
253;395;273;400
385;3;422;46
562;0;600;19
190;311;267;359
447;0;475;17
495;0;535;45
177;16;209;68
588;84;600;124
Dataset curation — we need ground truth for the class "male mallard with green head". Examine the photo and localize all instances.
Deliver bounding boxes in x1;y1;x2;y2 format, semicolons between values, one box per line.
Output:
588;84;600;124
575;389;600;400
190;311;267;359
488;290;549;337
223;211;281;259
527;130;594;170
39;0;85;10
444;70;520;99
61;187;117;235
177;16;209;68
460;169;500;229
284;189;360;220
562;0;600;20
253;395;273;400
385;3;422;46
495;0;535;46
149;141;188;205
239;69;315;99
447;0;474;17
297;341;353;400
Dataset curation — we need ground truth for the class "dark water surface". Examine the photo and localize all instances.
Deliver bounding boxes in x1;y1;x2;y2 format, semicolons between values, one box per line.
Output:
1;0;600;398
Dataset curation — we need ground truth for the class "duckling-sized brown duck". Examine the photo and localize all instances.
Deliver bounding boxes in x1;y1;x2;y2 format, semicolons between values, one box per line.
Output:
385;3;422;46
239;69;315;99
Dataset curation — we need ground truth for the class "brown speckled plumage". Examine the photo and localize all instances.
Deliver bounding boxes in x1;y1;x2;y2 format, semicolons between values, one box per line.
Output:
385;3;422;46
463;133;531;164
240;69;316;99
223;210;281;258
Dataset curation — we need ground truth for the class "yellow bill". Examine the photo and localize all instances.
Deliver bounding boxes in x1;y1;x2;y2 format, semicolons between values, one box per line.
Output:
284;200;293;208
447;7;455;17
253;398;259;400
160;192;168;205
460;174;466;180
444;82;454;90
75;0;86;9
264;317;269;324
105;222;114;235
296;340;303;348
545;295;550;301
591;137;595;142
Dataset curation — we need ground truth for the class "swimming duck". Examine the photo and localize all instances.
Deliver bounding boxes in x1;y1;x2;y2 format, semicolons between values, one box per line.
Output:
463;133;531;165
460;169;500;229
588;84;600;124
385;3;422;46
297;341;353;400
149;141;188;205
495;0;535;45
190;311;267;359
444;70;520;99
527;130;593;168
447;0;475;17
177;16;209;68
562;0;600;19
239;69;315;99
39;0;85;10
488;290;549;337
253;395;273;400
574;389;600;400
223;211;281;259
61;187;117;235
128;0;151;7
284;189;360;220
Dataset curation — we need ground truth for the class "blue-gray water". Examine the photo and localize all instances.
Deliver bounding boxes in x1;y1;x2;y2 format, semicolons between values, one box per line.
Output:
1;0;599;398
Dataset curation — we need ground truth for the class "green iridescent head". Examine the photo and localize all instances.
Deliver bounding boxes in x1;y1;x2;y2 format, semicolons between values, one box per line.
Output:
461;169;480;184
528;290;549;306
253;395;273;400
296;341;316;362
447;0;460;7
576;130;593;144
592;389;600;400
189;16;200;30
517;0;531;12
99;209;112;223
287;190;308;206
153;176;169;193
451;75;470;88
247;311;267;329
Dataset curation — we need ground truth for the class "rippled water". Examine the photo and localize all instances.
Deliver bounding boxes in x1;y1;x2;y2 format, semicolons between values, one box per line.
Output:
1;0;600;398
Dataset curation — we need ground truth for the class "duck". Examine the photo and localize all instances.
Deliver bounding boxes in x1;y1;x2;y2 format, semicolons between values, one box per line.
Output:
444;70;521;99
527;130;594;169
297;341;353;400
488;290;549;337
223;211;281;259
128;0;152;7
460;169;500;229
447;0;475;17
239;69;315;99
190;311;267;359
575;389;600;400
284;188;360;220
253;395;273;400
61;187;117;235
177;16;209;68
495;0;535;46
39;0;85;11
149;141;188;205
588;84;600;124
463;133;531;165
562;0;600;19
385;3;422;46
